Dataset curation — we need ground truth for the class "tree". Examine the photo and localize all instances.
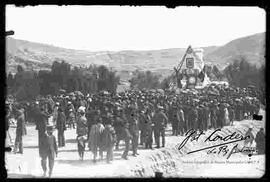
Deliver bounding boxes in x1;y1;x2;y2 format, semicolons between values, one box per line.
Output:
130;70;161;90
223;56;265;90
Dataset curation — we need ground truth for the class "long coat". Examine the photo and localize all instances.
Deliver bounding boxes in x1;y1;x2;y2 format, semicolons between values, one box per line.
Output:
101;124;116;150
152;112;168;131
40;134;58;159
114;116;132;141
88;123;105;152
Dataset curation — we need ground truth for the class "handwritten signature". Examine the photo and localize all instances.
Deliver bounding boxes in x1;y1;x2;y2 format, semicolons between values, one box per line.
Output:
177;129;255;159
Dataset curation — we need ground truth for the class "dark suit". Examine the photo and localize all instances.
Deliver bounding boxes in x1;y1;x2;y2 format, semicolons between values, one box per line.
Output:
36;110;49;156
56;111;66;147
129;117;140;155
152;111;168;148
41;133;58;176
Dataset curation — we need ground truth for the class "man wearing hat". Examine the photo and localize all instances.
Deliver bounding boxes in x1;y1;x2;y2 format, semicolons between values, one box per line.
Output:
13;105;26;154
52;102;59;126
152;105;168;148
36;103;50;156
138;108;149;146
88;116;105;162
76;106;88;160
129;111;140;156
40;125;58;177
56;107;66;147
101;119;116;163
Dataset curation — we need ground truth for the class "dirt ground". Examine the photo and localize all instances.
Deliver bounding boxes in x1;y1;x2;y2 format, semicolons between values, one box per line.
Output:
5;109;265;178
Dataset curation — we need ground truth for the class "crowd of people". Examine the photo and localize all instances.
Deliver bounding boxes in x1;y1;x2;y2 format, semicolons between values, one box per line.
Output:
5;83;265;177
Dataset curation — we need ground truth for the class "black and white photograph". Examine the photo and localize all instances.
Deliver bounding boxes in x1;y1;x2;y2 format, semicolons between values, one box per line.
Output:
5;5;266;178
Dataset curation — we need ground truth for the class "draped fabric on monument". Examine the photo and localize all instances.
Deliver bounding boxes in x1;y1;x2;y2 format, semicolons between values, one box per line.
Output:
170;46;210;89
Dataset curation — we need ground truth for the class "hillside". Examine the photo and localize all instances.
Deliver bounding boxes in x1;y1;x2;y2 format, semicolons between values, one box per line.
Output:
204;32;265;69
6;32;265;77
5;38;218;74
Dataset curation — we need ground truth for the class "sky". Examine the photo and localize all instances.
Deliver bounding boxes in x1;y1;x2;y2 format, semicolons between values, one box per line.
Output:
6;5;266;51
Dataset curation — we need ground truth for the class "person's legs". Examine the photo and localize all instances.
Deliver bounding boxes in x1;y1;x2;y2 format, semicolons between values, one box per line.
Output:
13;135;18;153
93;148;97;162
145;134;149;149
109;145;114;161
48;155;54;177
154;129;160;148
41;156;47;177
62;131;65;146
58;130;62;147
161;129;165;147
132;134;138;155
115;139;120;150
141;130;146;145
122;138;130;159
77;141;82;159
106;146;113;163
172;122;176;136
81;140;85;160
18;135;23;153
149;130;153;149
99;148;103;160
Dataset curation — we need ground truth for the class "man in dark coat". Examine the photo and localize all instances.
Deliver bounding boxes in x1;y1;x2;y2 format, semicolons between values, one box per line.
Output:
129;111;140;156
138;109;148;145
102;119;116;163
40;125;58;177
152;106;168;148
188;105;198;130
144;109;153;149
86;109;99;140
56;107;66;147
171;104;180;136
14;107;26;154
36;104;50;157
